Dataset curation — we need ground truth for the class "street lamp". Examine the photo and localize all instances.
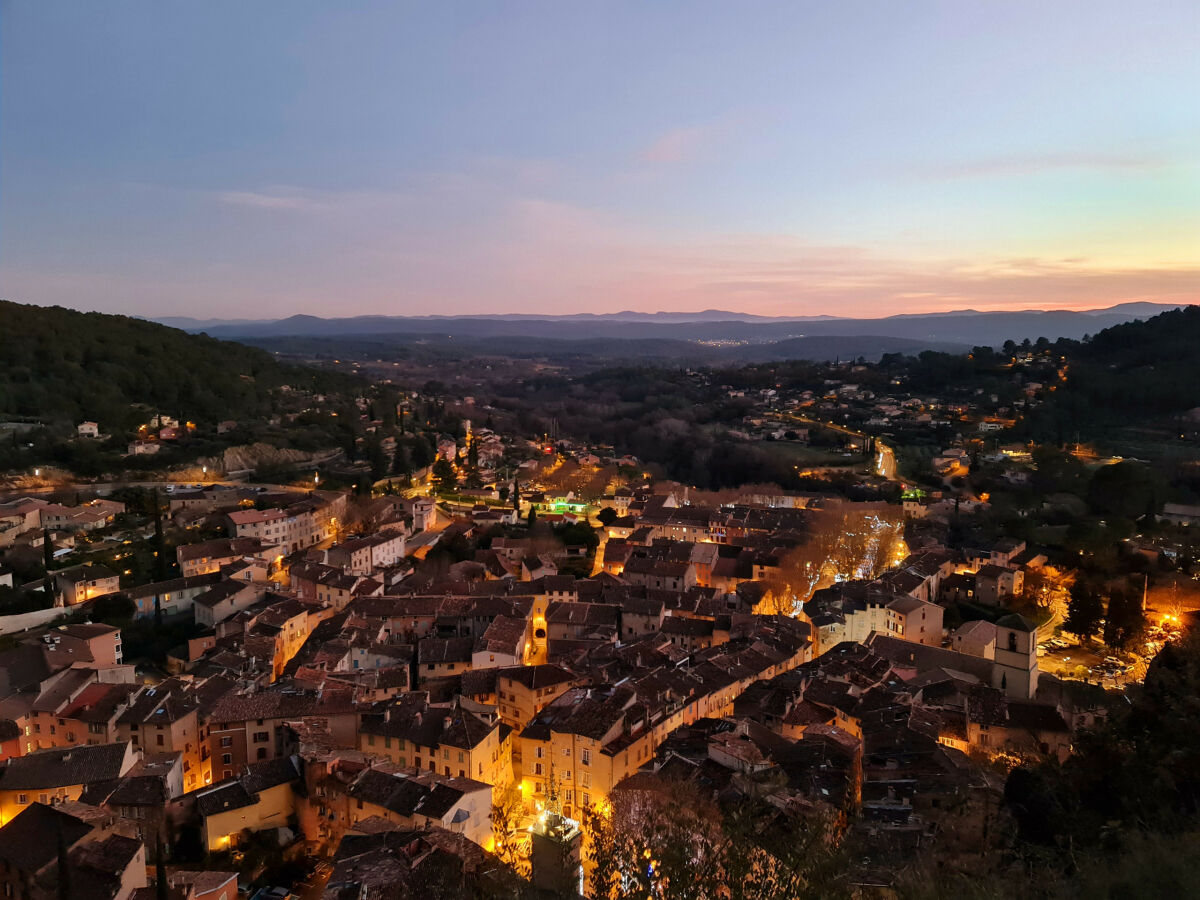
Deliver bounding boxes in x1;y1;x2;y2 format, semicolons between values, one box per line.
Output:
314;472;320;487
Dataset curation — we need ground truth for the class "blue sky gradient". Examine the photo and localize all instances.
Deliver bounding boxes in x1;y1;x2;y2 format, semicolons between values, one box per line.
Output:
2;1;1197;317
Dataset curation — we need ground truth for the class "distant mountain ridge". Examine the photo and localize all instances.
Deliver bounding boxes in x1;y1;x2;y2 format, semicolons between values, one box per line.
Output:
160;302;1191;349
153;301;1181;333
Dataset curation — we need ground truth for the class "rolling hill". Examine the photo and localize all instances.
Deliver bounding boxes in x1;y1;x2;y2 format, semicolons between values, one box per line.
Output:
164;303;1187;352
0;300;354;430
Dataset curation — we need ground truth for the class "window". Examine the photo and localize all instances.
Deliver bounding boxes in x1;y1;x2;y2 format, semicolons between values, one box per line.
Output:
253;731;269;742
384;737;391;749
222;753;232;764
562;748;571;758
535;746;544;759
17;794;26;805
257;748;267;760
581;749;591;765
367;734;375;746
582;773;590;788
156;735;164;746
582;792;590;807
535;763;543;776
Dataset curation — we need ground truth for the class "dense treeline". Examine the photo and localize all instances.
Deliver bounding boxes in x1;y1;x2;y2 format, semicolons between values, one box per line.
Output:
0;300;356;429
490;366;833;490
1002;628;1200;879
1016;305;1200;442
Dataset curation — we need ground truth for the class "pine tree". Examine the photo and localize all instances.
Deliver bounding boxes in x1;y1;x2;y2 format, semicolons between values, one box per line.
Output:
1065;579;1104;641
431;458;456;495
1104;587;1146;650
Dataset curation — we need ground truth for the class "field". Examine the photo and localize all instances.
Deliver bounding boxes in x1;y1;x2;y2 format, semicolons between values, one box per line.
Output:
526;458;624;500
762;441;868;472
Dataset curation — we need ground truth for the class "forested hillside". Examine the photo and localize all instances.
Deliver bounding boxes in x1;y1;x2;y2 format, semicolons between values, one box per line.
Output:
1017;305;1200;443
0;300;351;429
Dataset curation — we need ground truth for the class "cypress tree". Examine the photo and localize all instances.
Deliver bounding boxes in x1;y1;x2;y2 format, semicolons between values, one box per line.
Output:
152;488;167;581
56;822;71;900
155;834;168;900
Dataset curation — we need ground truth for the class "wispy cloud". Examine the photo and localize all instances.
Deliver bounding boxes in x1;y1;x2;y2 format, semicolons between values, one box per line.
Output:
638;125;713;164
216;189;324;211
18;167;1197;319
915;152;1169;180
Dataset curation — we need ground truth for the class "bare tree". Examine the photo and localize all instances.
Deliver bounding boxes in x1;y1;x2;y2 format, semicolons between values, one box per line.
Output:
762;503;904;615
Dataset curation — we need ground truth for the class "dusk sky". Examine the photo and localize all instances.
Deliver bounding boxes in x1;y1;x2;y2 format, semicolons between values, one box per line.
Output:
2;1;1197;320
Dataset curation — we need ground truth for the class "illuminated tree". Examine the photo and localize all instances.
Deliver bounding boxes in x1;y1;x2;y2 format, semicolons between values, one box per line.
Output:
583;779;843;900
762;504;904;616
491;783;529;877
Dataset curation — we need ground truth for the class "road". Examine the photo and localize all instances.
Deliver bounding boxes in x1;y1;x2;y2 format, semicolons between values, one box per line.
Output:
1;476;323;501
874;442;897;480
782;413;898;482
